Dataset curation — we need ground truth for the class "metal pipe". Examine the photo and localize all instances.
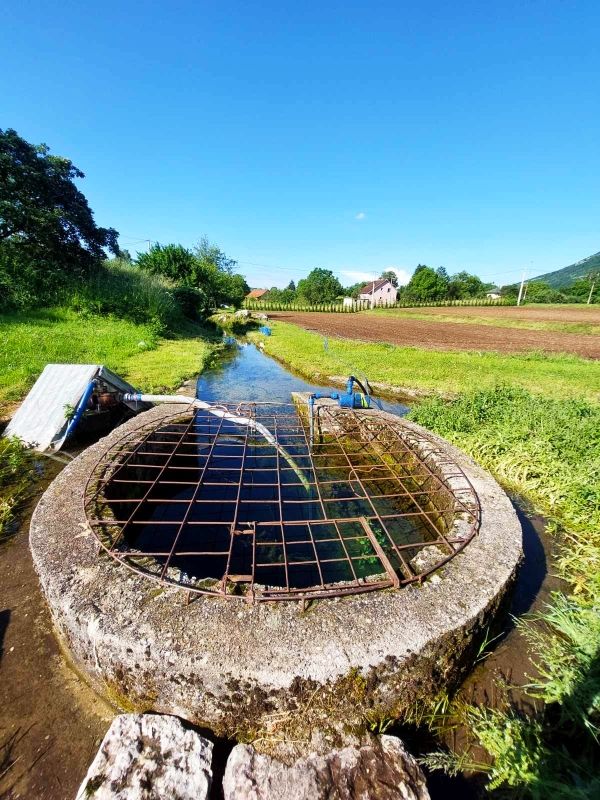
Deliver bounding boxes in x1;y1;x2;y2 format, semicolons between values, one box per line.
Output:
64;380;96;442
122;393;309;490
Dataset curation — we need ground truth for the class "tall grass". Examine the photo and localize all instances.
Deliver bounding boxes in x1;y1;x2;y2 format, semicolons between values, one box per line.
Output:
0;438;37;539
410;387;600;796
64;259;181;331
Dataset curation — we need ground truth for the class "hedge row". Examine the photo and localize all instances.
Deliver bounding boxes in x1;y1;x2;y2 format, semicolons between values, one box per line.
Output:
243;298;514;313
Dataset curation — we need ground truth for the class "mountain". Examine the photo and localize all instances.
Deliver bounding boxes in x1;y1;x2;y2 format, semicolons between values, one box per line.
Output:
531;251;600;288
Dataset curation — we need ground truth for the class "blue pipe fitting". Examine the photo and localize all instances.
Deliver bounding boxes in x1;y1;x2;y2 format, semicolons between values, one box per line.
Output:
64;380;96;441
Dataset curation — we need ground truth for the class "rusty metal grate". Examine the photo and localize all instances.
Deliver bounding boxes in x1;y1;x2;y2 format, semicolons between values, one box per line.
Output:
83;402;480;602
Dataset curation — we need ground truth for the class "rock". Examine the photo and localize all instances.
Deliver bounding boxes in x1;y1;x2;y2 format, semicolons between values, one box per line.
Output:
222;735;430;800
234;309;250;317
75;714;213;800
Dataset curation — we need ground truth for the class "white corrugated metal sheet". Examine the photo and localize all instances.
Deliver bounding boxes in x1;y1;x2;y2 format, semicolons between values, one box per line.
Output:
4;364;139;451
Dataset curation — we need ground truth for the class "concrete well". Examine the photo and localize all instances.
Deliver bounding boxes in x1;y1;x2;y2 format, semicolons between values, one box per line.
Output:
30;402;522;750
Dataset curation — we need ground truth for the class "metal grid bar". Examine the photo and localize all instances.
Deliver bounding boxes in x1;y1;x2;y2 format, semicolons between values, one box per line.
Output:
84;402;480;603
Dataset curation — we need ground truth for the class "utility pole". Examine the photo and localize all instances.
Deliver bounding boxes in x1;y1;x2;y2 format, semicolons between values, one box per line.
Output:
587;274;597;305
516;271;526;306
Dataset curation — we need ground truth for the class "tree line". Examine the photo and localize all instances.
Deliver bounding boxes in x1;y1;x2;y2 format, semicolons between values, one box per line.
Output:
258;263;598;305
258;265;496;305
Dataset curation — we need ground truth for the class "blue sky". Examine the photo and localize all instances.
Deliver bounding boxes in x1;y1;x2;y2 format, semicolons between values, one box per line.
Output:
2;1;599;288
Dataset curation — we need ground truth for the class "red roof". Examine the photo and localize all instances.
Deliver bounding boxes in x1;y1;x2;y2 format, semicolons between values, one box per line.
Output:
247;288;268;299
358;279;392;295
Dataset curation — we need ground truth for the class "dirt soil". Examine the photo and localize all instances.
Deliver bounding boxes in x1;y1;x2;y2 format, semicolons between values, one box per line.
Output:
269;311;600;358
0;469;113;800
386;305;600;324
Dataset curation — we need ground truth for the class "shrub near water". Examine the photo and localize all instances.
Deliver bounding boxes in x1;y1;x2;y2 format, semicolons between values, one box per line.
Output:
0;438;37;539
410;387;600;796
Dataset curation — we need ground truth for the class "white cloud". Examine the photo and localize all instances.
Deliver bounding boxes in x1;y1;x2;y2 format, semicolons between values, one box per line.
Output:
385;267;411;286
355;211;366;220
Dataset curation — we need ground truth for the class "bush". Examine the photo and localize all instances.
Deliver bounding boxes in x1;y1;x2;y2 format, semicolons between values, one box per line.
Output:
172;285;209;319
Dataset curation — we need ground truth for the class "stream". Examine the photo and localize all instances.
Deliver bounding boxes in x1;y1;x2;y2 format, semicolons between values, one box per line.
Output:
195;336;411;415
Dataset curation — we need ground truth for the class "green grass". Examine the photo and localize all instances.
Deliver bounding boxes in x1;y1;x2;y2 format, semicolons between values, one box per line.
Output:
248;321;600;401
369;307;600;336
410;387;600;797
0;308;218;414
0;437;37;539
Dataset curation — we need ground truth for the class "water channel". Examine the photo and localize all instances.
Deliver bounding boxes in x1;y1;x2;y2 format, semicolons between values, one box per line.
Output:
195;335;411;414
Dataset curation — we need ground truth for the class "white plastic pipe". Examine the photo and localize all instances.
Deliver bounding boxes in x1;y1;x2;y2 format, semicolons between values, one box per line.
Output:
123;393;309;489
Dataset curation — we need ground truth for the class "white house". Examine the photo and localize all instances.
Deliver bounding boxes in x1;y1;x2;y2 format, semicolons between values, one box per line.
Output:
486;292;501;300
358;279;398;306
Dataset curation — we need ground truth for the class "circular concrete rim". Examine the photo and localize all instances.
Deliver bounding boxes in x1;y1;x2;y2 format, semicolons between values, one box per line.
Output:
30;404;522;723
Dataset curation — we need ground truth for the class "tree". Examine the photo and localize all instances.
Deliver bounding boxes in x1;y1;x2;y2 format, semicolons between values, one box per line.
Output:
137;238;249;310
404;265;448;301
380;270;398;287
0;127;118;306
286;280;296;293
296;268;343;304
447;271;487;299
136;244;198;283
523;280;563;304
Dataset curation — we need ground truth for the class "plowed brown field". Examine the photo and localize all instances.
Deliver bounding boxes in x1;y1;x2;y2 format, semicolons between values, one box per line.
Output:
386;305;600;324
269;310;600;359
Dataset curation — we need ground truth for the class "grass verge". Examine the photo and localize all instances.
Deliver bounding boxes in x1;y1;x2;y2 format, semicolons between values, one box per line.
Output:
0;308;220;415
410;387;600;797
248;321;600;401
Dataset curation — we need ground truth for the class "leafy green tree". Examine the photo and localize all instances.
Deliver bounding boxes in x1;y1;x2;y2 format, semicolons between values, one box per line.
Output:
344;282;364;299
263;287;283;302
436;266;450;284
136;244;198;283
296;268;343;304
404;265;448;301
137;238;248;311
524;280;563;304
380;269;398;287
286;280;296;293
0;127;118;307
448;270;487;299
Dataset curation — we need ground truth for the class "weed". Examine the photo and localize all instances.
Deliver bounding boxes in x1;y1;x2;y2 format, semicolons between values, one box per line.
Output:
410;386;600;796
0;438;37;539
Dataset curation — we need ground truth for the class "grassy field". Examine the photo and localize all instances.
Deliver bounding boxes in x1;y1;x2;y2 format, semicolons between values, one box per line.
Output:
0;308;219;416
248;320;600;401
411;388;600;797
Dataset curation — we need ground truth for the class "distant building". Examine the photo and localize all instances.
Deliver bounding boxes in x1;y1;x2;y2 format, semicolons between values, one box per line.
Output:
246;288;268;300
486;292;501;300
358;279;398;305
